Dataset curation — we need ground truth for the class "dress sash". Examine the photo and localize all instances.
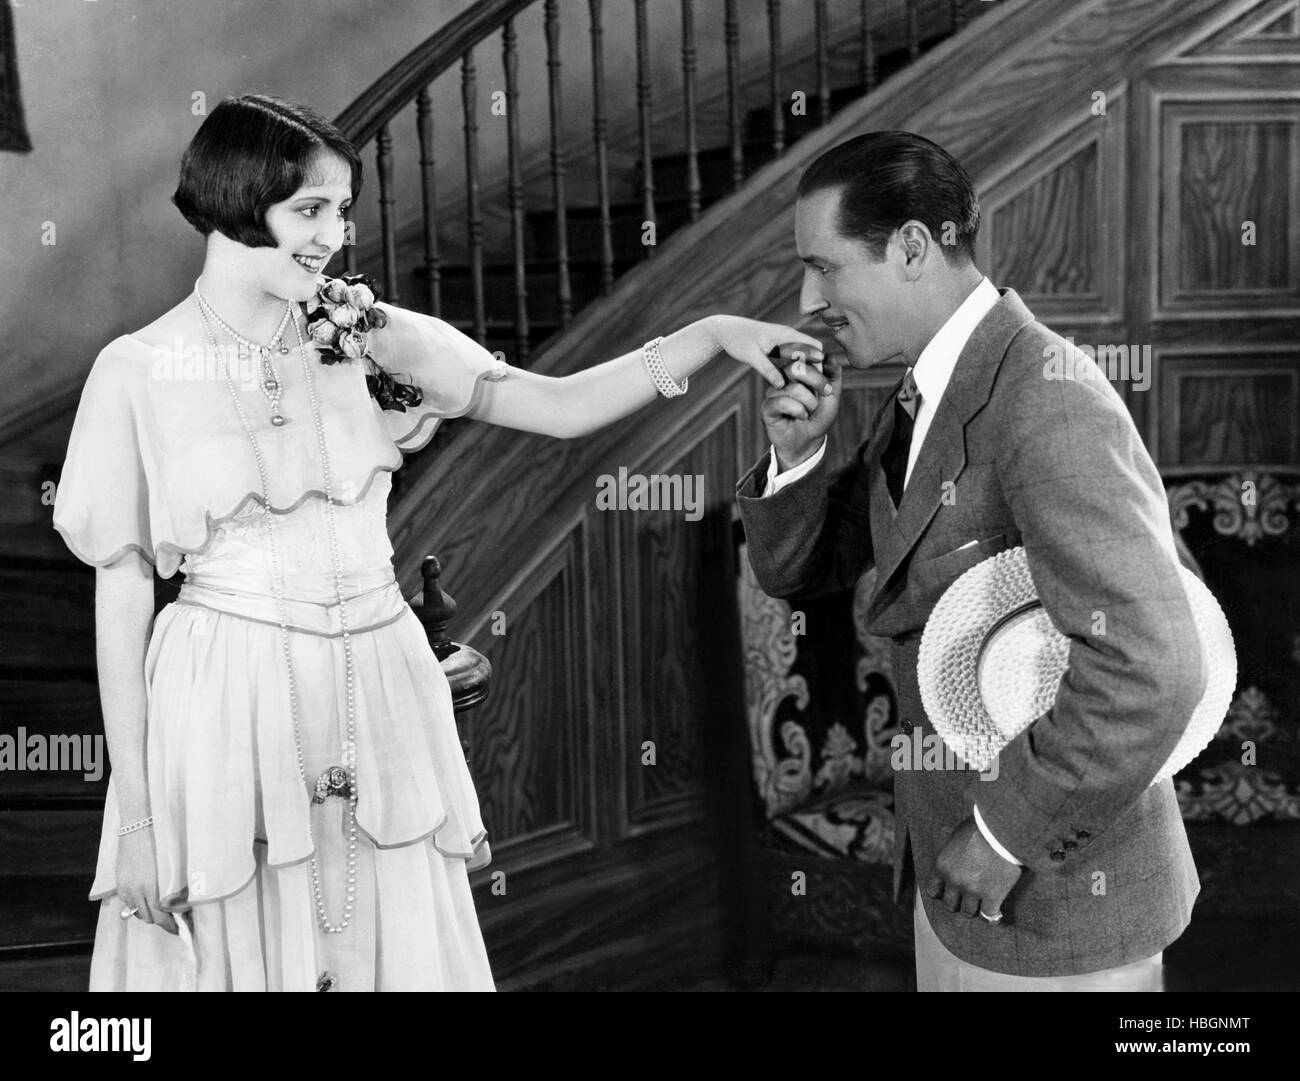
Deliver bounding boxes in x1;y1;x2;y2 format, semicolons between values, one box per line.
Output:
175;569;408;637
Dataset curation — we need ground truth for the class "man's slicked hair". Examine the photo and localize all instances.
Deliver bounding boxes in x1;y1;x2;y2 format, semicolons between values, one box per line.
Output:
797;130;980;263
173;94;363;248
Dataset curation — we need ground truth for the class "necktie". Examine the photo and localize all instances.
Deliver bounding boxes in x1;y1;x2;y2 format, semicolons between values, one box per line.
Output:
882;367;920;508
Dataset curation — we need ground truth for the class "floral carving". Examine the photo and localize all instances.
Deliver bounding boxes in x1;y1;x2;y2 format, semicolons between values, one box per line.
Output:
1177;761;1300;825
1219;685;1281;743
738;544;810;817
1167;472;1300;547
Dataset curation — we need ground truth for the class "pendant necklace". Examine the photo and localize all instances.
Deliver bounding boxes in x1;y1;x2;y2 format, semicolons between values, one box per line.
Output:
195;289;294;426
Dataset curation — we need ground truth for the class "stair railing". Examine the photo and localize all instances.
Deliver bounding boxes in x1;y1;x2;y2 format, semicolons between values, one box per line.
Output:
335;0;981;365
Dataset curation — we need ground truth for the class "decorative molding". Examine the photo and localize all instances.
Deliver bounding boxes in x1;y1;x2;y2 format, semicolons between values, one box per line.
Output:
1168;0;1300;62
978;105;1127;323
466;524;598;873
1150;92;1300;319
1168;470;1300;546
737;541;811;819
1153;347;1300;471
852;567;899;787
1221;685;1284;743
1178;760;1300;823
617;414;741;837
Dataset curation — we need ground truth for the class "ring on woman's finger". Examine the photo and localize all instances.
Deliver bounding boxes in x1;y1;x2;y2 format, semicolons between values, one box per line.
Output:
119;906;140;920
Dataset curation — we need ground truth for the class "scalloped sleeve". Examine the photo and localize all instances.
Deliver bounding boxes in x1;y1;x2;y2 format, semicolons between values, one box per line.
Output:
53;340;159;572
368;303;510;453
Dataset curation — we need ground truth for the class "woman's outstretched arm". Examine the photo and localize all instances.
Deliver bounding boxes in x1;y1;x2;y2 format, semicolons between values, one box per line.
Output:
469;315;824;439
96;555;178;934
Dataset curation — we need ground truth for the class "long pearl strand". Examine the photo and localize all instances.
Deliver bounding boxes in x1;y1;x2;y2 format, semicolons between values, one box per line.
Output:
196;298;360;935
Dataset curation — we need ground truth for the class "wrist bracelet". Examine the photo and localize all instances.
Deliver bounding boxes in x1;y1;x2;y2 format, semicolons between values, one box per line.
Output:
643;337;688;399
117;816;154;837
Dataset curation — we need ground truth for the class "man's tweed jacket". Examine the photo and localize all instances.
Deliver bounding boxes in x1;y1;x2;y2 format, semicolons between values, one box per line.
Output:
737;289;1206;976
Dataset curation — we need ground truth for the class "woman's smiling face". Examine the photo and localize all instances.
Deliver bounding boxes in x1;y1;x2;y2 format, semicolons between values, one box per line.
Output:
252;150;354;303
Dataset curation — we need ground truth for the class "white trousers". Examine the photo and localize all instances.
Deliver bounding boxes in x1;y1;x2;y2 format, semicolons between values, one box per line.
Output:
913;893;1163;991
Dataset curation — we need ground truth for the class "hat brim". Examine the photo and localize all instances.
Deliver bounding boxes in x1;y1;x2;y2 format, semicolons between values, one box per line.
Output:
917;546;1236;784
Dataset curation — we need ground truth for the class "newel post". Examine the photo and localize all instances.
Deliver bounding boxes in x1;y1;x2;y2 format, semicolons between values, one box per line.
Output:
417;555;493;752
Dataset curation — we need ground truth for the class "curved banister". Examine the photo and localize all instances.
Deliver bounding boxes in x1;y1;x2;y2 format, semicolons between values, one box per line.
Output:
334;0;534;148
330;0;978;345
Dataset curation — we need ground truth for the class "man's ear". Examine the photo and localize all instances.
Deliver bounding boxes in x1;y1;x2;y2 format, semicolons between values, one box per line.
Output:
896;220;933;281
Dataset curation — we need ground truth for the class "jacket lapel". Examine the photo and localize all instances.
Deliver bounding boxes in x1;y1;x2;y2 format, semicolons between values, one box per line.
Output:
868;289;1036;598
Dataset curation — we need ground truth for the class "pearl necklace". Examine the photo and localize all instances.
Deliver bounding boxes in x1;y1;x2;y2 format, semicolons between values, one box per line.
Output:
195;296;360;935
195;290;294;427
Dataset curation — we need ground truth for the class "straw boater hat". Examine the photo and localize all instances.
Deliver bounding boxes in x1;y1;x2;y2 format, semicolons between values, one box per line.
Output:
917;546;1236;784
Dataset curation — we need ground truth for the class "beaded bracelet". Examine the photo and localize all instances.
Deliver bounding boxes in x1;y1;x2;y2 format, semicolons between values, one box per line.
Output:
116;816;154;837
643;337;688;398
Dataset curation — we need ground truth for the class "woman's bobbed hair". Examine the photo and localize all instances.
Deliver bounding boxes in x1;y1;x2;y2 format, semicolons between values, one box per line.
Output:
173;94;363;248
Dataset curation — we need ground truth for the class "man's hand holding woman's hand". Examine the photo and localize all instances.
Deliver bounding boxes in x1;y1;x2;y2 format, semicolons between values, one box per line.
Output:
761;351;841;473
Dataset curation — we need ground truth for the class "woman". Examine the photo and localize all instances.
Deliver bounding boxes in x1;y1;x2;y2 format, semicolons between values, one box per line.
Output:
52;94;824;991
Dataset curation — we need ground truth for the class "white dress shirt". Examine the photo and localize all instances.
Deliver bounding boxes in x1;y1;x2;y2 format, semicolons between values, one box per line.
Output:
760;278;1022;865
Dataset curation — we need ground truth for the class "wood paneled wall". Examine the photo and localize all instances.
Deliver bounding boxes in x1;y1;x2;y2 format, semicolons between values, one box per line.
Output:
977;0;1300;476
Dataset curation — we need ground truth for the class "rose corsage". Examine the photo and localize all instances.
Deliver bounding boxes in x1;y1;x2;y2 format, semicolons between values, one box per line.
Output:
305;274;424;412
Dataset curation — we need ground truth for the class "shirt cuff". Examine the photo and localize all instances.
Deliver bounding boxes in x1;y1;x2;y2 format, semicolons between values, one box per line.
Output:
762;438;828;496
973;804;1024;867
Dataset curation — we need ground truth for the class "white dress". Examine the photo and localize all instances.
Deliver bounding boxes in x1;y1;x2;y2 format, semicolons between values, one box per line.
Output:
52;303;508;991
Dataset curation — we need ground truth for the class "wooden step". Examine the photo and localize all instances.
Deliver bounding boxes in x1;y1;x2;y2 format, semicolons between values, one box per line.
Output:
0;565;97;677
738;53;922;142
0;679;106;800
0;875;98;950
0;946;92;991
526;200;698;263
646;140;781;204
411;259;640;327
0;808;103;877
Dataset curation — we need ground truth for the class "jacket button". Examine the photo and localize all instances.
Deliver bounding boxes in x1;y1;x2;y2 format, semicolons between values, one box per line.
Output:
900;718;914;734
1075;829;1091;840
1049;849;1066;862
1063;840;1078;851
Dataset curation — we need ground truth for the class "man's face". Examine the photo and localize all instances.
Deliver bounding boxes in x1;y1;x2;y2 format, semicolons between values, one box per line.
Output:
794;187;912;369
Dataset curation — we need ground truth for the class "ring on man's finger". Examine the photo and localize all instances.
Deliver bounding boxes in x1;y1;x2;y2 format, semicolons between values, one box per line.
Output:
979;908;1004;923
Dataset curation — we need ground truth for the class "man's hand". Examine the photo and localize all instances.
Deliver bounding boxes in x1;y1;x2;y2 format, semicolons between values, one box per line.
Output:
761;355;841;472
925;817;1024;922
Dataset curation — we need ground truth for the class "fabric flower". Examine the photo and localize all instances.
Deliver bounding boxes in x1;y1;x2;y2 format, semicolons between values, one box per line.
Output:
323;279;350;304
307;274;422;412
310;320;339;346
339;329;366;359
330;304;361;329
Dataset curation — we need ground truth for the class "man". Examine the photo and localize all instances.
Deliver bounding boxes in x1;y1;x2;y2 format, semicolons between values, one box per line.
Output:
736;131;1206;991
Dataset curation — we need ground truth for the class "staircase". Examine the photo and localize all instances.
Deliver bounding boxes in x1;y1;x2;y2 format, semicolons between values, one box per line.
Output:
0;416;100;989
0;0;987;990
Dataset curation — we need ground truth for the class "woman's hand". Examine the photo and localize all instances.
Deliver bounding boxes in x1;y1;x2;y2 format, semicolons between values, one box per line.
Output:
706;315;826;388
115;828;179;934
